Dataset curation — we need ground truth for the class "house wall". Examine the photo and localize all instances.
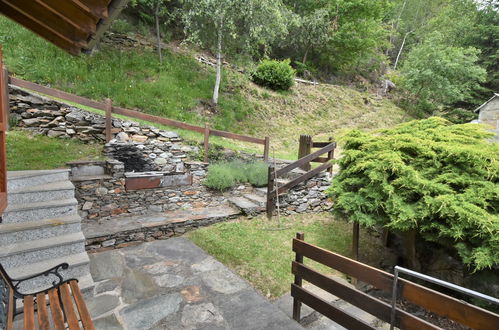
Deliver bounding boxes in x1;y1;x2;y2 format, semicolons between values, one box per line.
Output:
478;97;499;129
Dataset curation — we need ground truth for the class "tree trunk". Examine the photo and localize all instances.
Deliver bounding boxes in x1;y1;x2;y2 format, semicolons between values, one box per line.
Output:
302;47;310;66
393;30;412;69
213;26;223;105
155;3;163;65
404;229;420;271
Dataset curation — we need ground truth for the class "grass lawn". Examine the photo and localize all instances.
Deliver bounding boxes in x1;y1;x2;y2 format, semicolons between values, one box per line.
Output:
188;213;386;299
7;130;103;171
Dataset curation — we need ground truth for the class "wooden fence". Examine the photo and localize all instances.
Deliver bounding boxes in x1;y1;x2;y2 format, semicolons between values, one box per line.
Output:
266;138;336;218
292;233;499;330
8;76;270;163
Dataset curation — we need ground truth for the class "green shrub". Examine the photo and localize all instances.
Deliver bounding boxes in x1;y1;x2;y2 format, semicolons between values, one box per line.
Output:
328;118;499;271
251;59;295;91
203;164;236;191
204;161;269;191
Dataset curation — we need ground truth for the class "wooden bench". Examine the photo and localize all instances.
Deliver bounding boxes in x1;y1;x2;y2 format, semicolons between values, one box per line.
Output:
0;263;94;330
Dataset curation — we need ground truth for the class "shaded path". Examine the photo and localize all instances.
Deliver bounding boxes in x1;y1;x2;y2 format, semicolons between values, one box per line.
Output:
86;238;303;329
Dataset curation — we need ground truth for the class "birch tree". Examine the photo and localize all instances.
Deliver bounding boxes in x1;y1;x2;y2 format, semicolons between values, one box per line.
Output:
182;0;288;104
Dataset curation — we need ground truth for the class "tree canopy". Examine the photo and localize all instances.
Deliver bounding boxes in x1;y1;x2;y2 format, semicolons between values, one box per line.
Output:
328;118;499;271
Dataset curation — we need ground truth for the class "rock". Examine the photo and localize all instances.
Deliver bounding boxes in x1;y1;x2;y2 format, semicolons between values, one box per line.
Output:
47;130;66;138
115;132;130;142
154;158;167;165
297;203;309;213
22;118;41;127
89;252;126;281
102;239;116;247
120;294;182;330
86;294;120;318
95;187;109;196
159;131;178;138
131;135;148;143
66;128;76;135
66;110;90;125
181;303;224;327
82;201;93;211
93;314;123;330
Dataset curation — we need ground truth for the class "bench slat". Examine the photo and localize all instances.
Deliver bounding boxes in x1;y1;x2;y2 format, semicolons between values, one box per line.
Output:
59;283;80;330
70;280;95;330
48;288;65;330
7;288;14;330
36;293;50;330
23;296;35;330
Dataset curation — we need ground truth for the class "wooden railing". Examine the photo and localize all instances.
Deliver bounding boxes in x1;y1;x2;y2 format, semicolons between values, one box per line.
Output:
292;233;499;330
8;76;270;163
266;140;336;218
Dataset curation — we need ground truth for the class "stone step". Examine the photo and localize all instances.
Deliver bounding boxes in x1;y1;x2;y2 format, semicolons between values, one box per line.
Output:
7;169;70;192
243;193;267;208
2;198;78;224
0;232;86;269
7;180;75;204
6;253;92;294
0;214;81;245
228;197;263;215
254;187;268;196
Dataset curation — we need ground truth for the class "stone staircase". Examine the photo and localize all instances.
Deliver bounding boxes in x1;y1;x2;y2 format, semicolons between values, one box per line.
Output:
0;169;93;294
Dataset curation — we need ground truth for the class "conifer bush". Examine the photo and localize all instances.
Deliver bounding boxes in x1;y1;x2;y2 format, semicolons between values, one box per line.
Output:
251;59;295;91
328;118;499;270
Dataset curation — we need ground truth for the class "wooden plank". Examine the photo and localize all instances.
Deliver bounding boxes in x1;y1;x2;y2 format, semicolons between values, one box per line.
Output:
0;1;83;55
400;280;499;330
59;283;80;330
292;262;439;330
48;288;65;330
271;162;331;197
6;288;14;330
23;295;35;330
312;142;332;148
36;293;50;330
78;0;109;19
291;284;374;330
0;53;8;215
293;239;393;293
112;106;205;134
313;157;330;163
69;280;95;330
276;142;336;177
9;77;106;110
266;166;275;219
3;0;89;43
209;128;265;145
36;0;98;33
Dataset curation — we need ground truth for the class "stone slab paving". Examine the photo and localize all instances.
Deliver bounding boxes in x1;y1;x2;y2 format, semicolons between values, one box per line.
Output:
85;238;304;330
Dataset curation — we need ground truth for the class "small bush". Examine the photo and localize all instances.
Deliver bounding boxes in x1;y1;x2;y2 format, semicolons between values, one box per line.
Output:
204;161;269;191
251;59;295;91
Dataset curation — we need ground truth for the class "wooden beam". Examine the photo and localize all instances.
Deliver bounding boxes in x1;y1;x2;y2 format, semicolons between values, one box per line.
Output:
3;0;89;45
78;0;110;19
0;1;82;55
36;0;98;34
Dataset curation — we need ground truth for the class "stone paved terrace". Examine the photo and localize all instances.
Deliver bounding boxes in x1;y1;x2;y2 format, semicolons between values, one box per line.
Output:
85;238;304;329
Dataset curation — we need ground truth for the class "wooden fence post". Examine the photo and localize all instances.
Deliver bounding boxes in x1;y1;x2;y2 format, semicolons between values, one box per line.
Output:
298;135;312;171
203;123;210;163
327;137;335;175
293;232;305;321
263;136;270;162
266;165;275;219
105;98;112;143
352;222;360;285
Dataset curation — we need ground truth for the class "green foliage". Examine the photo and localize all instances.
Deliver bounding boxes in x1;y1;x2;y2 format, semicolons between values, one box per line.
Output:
204;160;268;191
251;59;295;91
328;118;499;270
110;19;135;34
400;33;486;114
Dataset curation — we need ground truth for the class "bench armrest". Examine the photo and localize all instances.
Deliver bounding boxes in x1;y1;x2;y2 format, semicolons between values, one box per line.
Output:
11;263;70;298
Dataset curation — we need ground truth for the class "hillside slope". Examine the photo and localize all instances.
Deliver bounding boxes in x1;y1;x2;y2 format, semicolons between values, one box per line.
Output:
0;16;411;158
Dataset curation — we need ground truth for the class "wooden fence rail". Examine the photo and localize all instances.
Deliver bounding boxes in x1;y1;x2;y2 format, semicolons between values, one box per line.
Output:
8;76;270;163
266;138;336;219
292;233;499;330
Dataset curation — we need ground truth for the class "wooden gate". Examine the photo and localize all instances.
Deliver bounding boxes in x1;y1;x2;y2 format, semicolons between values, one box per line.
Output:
0;46;8;216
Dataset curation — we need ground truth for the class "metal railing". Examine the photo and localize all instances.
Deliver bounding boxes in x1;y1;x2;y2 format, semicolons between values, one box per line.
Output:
390;265;499;329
